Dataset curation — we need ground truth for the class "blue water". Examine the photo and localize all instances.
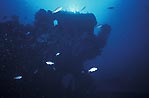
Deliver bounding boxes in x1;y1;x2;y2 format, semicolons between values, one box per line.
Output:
0;0;148;97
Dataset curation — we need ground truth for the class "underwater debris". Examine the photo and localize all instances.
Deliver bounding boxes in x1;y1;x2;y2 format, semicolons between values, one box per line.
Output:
14;75;22;80
52;7;62;13
46;61;54;65
88;67;98;73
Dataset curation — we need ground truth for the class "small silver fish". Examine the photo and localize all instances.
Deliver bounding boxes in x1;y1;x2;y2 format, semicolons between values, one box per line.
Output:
96;24;103;28
14;75;22;80
46;61;54;65
25;32;31;35
56;53;60;56
88;67;98;72
53;7;62;13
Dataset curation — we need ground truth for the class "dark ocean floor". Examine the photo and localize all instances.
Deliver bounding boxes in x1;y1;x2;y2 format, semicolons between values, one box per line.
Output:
1;91;149;98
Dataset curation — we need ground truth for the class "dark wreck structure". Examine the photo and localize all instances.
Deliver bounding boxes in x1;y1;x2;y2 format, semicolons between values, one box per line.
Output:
0;9;111;98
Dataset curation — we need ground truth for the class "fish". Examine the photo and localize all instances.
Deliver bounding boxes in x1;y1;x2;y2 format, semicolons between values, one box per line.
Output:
88;67;98;72
52;7;62;13
14;75;22;80
56;53;60;56
96;24;103;28
107;6;115;9
46;61;54;65
80;6;86;11
25;32;31;35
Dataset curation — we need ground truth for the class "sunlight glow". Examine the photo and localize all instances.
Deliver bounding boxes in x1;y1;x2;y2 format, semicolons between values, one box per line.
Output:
68;6;79;13
26;0;119;23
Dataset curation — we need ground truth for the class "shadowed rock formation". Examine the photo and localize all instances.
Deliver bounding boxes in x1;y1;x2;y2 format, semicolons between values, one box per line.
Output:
0;9;111;98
